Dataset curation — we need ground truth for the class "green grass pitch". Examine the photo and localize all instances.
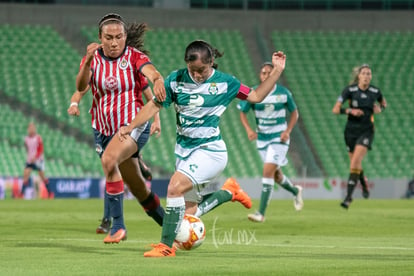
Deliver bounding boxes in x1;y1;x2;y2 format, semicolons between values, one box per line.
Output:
1;198;414;275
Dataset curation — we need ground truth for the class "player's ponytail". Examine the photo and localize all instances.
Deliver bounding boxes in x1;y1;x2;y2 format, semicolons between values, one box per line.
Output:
126;22;150;56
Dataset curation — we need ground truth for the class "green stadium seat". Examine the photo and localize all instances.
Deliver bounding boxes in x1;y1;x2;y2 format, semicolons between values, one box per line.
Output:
272;30;414;178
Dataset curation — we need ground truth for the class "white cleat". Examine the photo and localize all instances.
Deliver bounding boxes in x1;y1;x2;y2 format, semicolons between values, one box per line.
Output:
294;186;304;211
247;211;265;223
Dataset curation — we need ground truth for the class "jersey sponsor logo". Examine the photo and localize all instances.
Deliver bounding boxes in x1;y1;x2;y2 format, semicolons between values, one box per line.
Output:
208;82;219;95
119;57;129;70
189;94;204;108
179;115;204;126
104;76;118;90
361;93;367;98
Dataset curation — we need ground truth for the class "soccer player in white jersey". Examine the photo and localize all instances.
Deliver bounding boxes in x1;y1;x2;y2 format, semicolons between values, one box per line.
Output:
76;14;166;243
22;122;52;198
238;62;303;223
119;40;286;257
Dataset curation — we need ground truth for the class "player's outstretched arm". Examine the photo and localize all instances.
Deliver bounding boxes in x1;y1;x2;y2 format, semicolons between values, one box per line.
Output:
142;86;161;137
118;100;161;142
247;51;286;103
141;63;166;102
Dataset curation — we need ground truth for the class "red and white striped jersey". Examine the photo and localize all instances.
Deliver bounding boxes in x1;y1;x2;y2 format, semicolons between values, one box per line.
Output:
81;46;151;136
25;134;44;163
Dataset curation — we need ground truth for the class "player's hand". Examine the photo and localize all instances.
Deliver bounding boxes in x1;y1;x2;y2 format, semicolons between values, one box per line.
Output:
153;79;166;102
118;126;132;142
67;105;80;116
85;43;102;61
247;130;258;141
350;108;364;117
280;130;290;143
373;104;382;114
272;51;286;73
150;120;161;138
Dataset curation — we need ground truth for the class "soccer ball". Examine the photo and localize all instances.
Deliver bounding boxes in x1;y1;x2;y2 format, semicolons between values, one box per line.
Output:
174;214;206;250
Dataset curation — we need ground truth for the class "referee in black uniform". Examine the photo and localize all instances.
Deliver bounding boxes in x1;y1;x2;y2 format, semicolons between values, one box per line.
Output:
332;64;387;209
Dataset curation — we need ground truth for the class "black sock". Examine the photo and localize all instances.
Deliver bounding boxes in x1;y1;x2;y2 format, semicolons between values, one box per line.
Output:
140;192;164;226
359;170;367;190
345;171;360;201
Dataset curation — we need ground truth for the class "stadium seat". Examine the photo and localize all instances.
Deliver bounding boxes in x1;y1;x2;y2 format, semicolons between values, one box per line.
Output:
272;30;414;178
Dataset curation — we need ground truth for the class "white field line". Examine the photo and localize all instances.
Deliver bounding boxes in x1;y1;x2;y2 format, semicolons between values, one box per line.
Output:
3;238;414;251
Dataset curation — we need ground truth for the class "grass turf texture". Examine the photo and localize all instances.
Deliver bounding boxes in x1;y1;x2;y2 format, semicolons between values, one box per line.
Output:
1;199;414;275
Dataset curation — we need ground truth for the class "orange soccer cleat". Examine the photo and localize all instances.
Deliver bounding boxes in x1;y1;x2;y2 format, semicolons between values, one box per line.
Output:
103;228;127;244
143;243;176;257
221;178;252;209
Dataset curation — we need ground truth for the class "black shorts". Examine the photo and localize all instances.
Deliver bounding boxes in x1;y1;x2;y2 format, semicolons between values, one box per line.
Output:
93;122;151;159
344;128;374;153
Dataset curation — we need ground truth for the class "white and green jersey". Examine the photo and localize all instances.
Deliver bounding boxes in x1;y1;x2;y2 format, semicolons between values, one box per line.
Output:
157;68;250;159
237;84;297;150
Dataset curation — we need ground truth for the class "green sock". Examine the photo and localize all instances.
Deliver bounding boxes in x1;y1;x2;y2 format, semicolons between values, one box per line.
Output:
196;190;232;217
161;197;185;247
279;175;298;196
259;183;273;216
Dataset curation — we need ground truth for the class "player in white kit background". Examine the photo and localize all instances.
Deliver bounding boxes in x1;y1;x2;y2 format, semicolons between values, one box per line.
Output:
22;122;52;198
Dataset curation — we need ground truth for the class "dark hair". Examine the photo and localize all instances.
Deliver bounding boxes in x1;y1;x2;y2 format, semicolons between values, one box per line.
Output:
126;22;149;56
184;40;223;69
98;14;149;56
98;13;126;36
260;61;274;69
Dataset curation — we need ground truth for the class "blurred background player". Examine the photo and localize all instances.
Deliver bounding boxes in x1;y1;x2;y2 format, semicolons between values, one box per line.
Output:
119;40;286;257
238;62;303;223
75;13;165;243
22;122;52;198
332;64;387;209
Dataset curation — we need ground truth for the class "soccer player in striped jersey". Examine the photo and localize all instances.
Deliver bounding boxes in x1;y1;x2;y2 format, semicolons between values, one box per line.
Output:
22;122;52;198
119;40;286;257
332;64;387;209
68;81;159;234
238;62;303;223
76;14;165;243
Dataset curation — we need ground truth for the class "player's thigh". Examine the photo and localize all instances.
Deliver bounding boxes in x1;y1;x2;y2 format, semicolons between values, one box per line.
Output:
23;167;32;178
355;131;374;151
103;135;137;166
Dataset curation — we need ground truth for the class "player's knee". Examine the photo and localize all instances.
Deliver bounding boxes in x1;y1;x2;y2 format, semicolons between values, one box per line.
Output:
274;168;283;183
167;182;188;197
101;152;117;174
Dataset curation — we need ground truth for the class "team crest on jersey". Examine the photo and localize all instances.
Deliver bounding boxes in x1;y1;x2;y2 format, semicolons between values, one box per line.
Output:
264;104;275;115
105;76;118;90
119;57;129;70
352;100;358;108
208;82;218;95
